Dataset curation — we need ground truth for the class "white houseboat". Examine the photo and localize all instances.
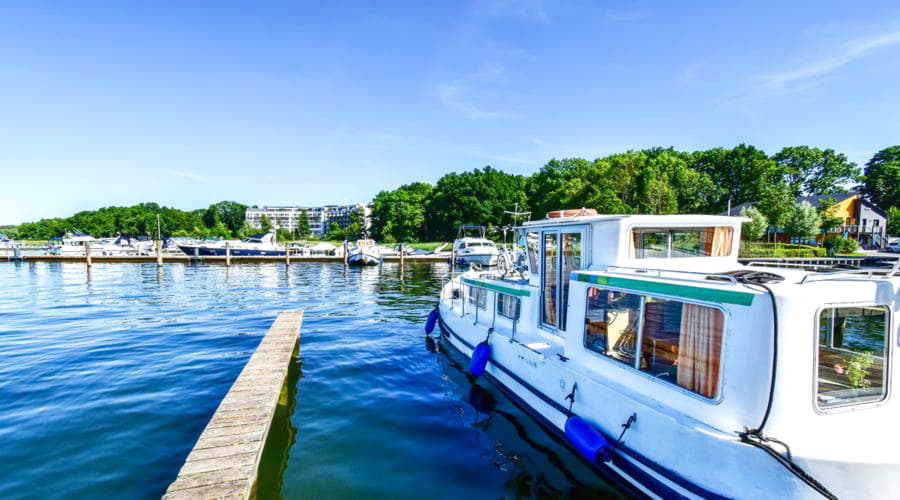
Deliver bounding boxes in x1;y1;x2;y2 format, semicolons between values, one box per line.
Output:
432;210;900;499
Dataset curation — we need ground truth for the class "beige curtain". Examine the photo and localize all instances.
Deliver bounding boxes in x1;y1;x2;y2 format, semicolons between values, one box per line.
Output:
627;231;638;259
677;304;724;397
710;227;733;256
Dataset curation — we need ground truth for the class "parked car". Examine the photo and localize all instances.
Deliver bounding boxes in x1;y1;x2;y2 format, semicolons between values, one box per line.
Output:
888;238;900;253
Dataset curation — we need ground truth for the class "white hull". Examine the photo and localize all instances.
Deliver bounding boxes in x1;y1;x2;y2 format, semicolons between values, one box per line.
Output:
456;252;498;266
349;250;380;266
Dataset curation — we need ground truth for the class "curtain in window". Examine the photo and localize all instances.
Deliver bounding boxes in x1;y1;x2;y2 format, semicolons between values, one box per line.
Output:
703;227;733;257
677;304;723;397
627;231;638;259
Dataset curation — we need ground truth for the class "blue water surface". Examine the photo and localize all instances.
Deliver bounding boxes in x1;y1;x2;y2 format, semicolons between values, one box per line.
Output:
0;262;622;499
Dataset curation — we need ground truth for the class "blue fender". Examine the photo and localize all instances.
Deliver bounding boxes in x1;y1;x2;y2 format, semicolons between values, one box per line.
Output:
565;416;613;463
469;342;491;377
425;310;438;334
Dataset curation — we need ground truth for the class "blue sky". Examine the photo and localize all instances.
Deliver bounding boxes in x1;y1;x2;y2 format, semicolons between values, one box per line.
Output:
3;1;900;224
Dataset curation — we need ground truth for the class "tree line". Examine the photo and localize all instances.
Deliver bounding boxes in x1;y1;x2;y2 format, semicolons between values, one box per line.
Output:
370;144;900;242
9;144;900;243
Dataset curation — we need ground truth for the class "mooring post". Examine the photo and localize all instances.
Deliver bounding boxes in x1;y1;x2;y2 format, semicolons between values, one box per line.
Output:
156;240;163;267
451;247;456;274
225;241;231;266
400;245;405;267
285;244;291;266
343;241;349;266
85;241;92;267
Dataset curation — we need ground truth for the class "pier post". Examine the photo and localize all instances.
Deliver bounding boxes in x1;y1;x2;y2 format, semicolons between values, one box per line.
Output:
343;241;349;266
85;242;92;267
156;240;163;267
285;244;291;266
451;248;456;274
400;245;405;267
225;242;231;266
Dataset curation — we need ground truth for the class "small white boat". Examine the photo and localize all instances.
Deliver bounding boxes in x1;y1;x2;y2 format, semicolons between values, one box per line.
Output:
49;231;135;256
453;226;500;267
433;208;900;498
348;239;381;266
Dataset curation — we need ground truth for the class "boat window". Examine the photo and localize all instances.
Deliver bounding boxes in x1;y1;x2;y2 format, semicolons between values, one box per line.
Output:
526;232;540;275
630;227;733;258
468;286;487;310
559;232;582;330
542;233;559;327
816;306;889;410
638;297;724;398
584;289;642;366
497;294;520;320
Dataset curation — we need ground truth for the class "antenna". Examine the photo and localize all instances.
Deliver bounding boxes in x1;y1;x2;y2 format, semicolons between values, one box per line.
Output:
503;203;531;227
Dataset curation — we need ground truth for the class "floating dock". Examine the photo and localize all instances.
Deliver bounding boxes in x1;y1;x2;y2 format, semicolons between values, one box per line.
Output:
163;310;303;499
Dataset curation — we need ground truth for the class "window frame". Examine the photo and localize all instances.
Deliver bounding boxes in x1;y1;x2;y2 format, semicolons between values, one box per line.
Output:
582;284;729;404
497;293;520;321
812;303;892;414
467;285;487;311
628;225;734;259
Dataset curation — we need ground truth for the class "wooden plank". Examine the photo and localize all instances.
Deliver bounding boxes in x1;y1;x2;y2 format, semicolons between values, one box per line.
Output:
163;310;303;499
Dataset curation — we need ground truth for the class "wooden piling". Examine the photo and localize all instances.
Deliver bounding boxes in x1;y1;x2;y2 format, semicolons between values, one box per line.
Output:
343;241;349;266
285;245;290;266
156;240;163;267
85;241;92;267
163;310;303;499
225;242;231;267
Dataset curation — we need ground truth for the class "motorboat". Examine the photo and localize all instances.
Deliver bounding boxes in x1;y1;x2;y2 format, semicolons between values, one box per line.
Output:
432;209;900;498
348;239;381;266
176;231;285;257
453;226;500;267
48;230;135;256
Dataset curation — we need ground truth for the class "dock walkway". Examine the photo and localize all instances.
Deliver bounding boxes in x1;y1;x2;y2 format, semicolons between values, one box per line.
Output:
163;310;303;499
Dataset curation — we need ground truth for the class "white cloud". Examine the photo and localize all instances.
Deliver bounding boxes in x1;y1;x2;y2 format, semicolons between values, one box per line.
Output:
167;169;206;182
757;30;900;89
432;66;516;120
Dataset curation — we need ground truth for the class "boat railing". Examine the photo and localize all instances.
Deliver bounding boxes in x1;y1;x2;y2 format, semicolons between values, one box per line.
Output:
746;261;833;271
798;261;900;284
602;265;742;286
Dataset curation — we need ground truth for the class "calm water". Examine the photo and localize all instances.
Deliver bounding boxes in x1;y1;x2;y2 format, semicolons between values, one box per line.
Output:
0;262;622;499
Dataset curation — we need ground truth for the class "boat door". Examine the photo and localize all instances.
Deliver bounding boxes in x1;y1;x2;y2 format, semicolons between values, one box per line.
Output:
540;226;587;334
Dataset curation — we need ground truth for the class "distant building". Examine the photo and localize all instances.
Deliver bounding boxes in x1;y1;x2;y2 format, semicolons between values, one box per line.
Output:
245;204;370;237
725;191;888;249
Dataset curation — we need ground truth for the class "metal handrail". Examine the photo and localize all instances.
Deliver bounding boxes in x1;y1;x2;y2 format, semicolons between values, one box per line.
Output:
799;267;898;284
745;261;833;270
602;265;740;285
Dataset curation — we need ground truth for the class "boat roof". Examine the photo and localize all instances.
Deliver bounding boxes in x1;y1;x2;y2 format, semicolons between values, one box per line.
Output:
520;213;749;228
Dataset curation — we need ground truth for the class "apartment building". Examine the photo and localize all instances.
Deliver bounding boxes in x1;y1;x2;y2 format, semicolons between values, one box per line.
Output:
245;204;370;236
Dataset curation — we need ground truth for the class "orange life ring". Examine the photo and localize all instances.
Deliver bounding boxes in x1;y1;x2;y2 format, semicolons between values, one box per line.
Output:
546;208;598;218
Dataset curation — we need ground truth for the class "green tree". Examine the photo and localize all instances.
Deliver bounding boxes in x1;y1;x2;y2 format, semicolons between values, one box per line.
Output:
427;166;527;240
204;201;248;234
756;182;794;239
370;182;432;242
258;214;273;233
816;196;843;233
690;144;781;212
887;207;900;236
772;146;860;196
739;206;768;241
297;210;311;238
861;146;900;210
784;201;822;242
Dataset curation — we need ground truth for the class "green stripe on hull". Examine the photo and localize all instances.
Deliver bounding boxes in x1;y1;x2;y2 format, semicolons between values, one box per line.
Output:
461;277;531;297
572;273;755;306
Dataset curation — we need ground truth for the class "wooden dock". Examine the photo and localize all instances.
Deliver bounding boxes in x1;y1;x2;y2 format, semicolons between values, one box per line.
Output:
163;310;303;499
